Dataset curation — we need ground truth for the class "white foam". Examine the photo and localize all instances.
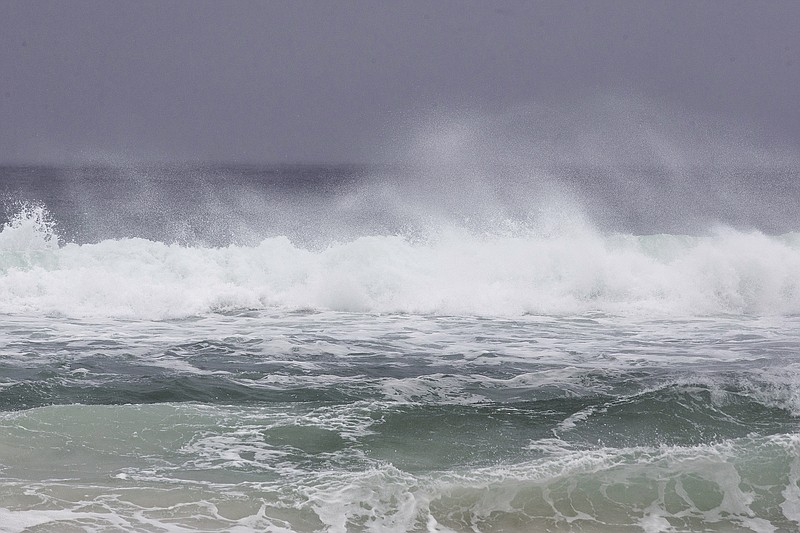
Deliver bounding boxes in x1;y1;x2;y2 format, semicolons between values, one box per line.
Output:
3;206;800;319
378;374;487;405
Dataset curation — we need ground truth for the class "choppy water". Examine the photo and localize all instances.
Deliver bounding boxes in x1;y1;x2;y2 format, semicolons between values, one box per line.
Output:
1;164;800;532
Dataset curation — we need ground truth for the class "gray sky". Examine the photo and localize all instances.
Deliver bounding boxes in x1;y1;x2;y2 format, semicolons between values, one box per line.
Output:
1;0;798;164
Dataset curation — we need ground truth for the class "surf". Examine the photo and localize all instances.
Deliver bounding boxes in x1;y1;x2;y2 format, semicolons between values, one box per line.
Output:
2;204;800;319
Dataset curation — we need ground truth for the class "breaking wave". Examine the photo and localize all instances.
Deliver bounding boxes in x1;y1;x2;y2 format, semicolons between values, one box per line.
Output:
2;205;800;319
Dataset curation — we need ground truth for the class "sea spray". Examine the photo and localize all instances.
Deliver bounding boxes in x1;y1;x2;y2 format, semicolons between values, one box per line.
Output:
1;157;800;531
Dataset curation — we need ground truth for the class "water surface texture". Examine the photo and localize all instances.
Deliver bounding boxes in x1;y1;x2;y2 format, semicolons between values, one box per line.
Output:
1;164;800;532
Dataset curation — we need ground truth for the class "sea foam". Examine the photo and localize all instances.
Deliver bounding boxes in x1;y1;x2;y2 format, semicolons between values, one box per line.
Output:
2;206;800;319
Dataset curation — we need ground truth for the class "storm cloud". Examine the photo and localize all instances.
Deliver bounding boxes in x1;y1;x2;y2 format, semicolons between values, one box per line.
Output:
1;0;798;164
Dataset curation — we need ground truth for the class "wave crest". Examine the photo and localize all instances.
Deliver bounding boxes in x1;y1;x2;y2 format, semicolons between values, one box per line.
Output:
2;209;800;318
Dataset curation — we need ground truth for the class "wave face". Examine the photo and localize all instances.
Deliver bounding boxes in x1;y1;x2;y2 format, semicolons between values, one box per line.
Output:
1;311;800;532
2;204;800;318
1;404;799;532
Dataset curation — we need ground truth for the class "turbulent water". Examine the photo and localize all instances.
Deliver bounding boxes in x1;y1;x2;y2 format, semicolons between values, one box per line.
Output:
2;163;800;532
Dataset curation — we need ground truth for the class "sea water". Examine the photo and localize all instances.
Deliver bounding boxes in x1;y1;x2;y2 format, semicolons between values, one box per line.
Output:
1;164;800;532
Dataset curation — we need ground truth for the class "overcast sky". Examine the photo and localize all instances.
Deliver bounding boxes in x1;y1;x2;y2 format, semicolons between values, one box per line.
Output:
1;0;798;164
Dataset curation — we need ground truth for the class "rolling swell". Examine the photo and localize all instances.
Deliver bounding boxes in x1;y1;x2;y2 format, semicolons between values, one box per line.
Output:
0;402;798;531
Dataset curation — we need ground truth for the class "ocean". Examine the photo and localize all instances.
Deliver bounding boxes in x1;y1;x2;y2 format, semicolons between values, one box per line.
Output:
1;163;800;532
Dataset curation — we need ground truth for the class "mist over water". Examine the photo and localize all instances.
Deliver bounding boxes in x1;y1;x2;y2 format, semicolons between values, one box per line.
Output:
1;102;799;319
4;99;800;241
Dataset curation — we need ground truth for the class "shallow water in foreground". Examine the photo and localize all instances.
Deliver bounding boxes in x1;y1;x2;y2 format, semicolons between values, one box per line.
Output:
1;311;800;532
